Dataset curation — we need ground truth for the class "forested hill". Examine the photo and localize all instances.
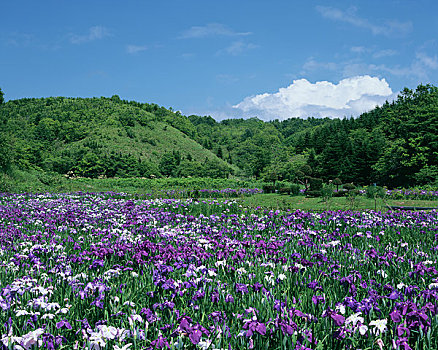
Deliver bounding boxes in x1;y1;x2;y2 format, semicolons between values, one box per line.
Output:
0;96;232;179
0;84;437;187
189;84;438;187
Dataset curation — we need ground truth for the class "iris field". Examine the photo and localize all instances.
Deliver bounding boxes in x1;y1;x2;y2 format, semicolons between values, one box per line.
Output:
1;192;438;349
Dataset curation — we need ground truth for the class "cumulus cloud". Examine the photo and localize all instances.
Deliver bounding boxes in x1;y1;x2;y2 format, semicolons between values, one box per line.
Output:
126;44;147;54
316;6;412;37
233;76;394;120
180;23;251;39
70;26;110;44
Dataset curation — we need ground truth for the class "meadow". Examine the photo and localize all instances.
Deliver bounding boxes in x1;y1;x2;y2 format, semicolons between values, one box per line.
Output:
1;191;438;349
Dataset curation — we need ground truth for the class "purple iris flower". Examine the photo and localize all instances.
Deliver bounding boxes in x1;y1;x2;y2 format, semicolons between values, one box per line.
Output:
211;289;219;303
252;282;263;292
179;318;192;332
255;323;267;335
56;319;72;329
225;294;234;303
150;336;170;349
312;295;325;306
390;309;403;323
235;283;249;294
189;330;202;344
322;308;345;326
397;324;410;337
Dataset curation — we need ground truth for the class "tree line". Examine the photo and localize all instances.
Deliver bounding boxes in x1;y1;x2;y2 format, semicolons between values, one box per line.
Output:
0;84;437;187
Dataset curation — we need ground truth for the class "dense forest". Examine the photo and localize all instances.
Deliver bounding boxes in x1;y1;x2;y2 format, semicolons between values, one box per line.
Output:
0;84;437;188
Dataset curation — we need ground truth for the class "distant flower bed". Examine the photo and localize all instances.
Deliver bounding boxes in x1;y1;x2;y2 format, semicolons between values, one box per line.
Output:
156;188;263;198
385;188;438;200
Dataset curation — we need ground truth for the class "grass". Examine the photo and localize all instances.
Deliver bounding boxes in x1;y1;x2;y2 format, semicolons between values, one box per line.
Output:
1;170;261;194
1;171;437;212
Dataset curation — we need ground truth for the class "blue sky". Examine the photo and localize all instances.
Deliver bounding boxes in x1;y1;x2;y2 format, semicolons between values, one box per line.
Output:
1;0;437;120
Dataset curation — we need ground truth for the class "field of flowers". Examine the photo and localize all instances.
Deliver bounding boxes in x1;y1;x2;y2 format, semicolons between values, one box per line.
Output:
1;192;438;349
384;189;438;201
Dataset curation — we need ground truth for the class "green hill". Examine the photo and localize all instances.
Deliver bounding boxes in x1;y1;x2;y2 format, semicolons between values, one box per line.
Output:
0;96;232;179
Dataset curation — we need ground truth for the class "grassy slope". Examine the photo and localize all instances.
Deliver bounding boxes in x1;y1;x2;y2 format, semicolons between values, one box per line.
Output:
63;120;228;164
1;97;231;167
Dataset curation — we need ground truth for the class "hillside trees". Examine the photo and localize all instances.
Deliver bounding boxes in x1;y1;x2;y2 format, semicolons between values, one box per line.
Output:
0;127;13;172
1;83;438;186
0;89;13;172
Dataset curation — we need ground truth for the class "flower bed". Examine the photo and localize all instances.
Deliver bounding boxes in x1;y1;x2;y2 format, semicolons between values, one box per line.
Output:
1;193;438;349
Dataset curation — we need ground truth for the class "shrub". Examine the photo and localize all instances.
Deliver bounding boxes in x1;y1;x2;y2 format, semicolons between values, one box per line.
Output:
309;177;323;191
343;183;356;191
290;183;301;196
365;185;386;199
333;189;348;197
333;177;342;191
278;187;290;195
306;190;321;197
263;184;275;194
321;183;335;201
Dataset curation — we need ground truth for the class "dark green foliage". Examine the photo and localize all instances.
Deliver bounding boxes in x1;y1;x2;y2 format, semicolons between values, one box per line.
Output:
159;152;180;177
289;183;301;196
333;189;347;197
278;187;290;195
277;184;300;196
0;97;13;171
366;185;386;199
333;178;342;191
306;190;321;197
343;183;356;191
0;88;4;105
0;135;13;171
309;177;323;191
262;184;275;194
306;177;323;197
413;165;438;185
216;147;223;159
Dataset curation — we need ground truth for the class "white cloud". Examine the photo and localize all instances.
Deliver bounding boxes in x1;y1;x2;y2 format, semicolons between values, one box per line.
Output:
180;23;251;39
126;44;147;54
372;49;398;58
316;6;412;36
350;46;367;54
2;32;34;47
349;47;397;58
416;52;438;69
217;40;258;56
301;57;338;73
362;52;438;80
216;74;238;84
301;48;436;81
181;53;195;59
233;76;394;120
70;26;110;44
